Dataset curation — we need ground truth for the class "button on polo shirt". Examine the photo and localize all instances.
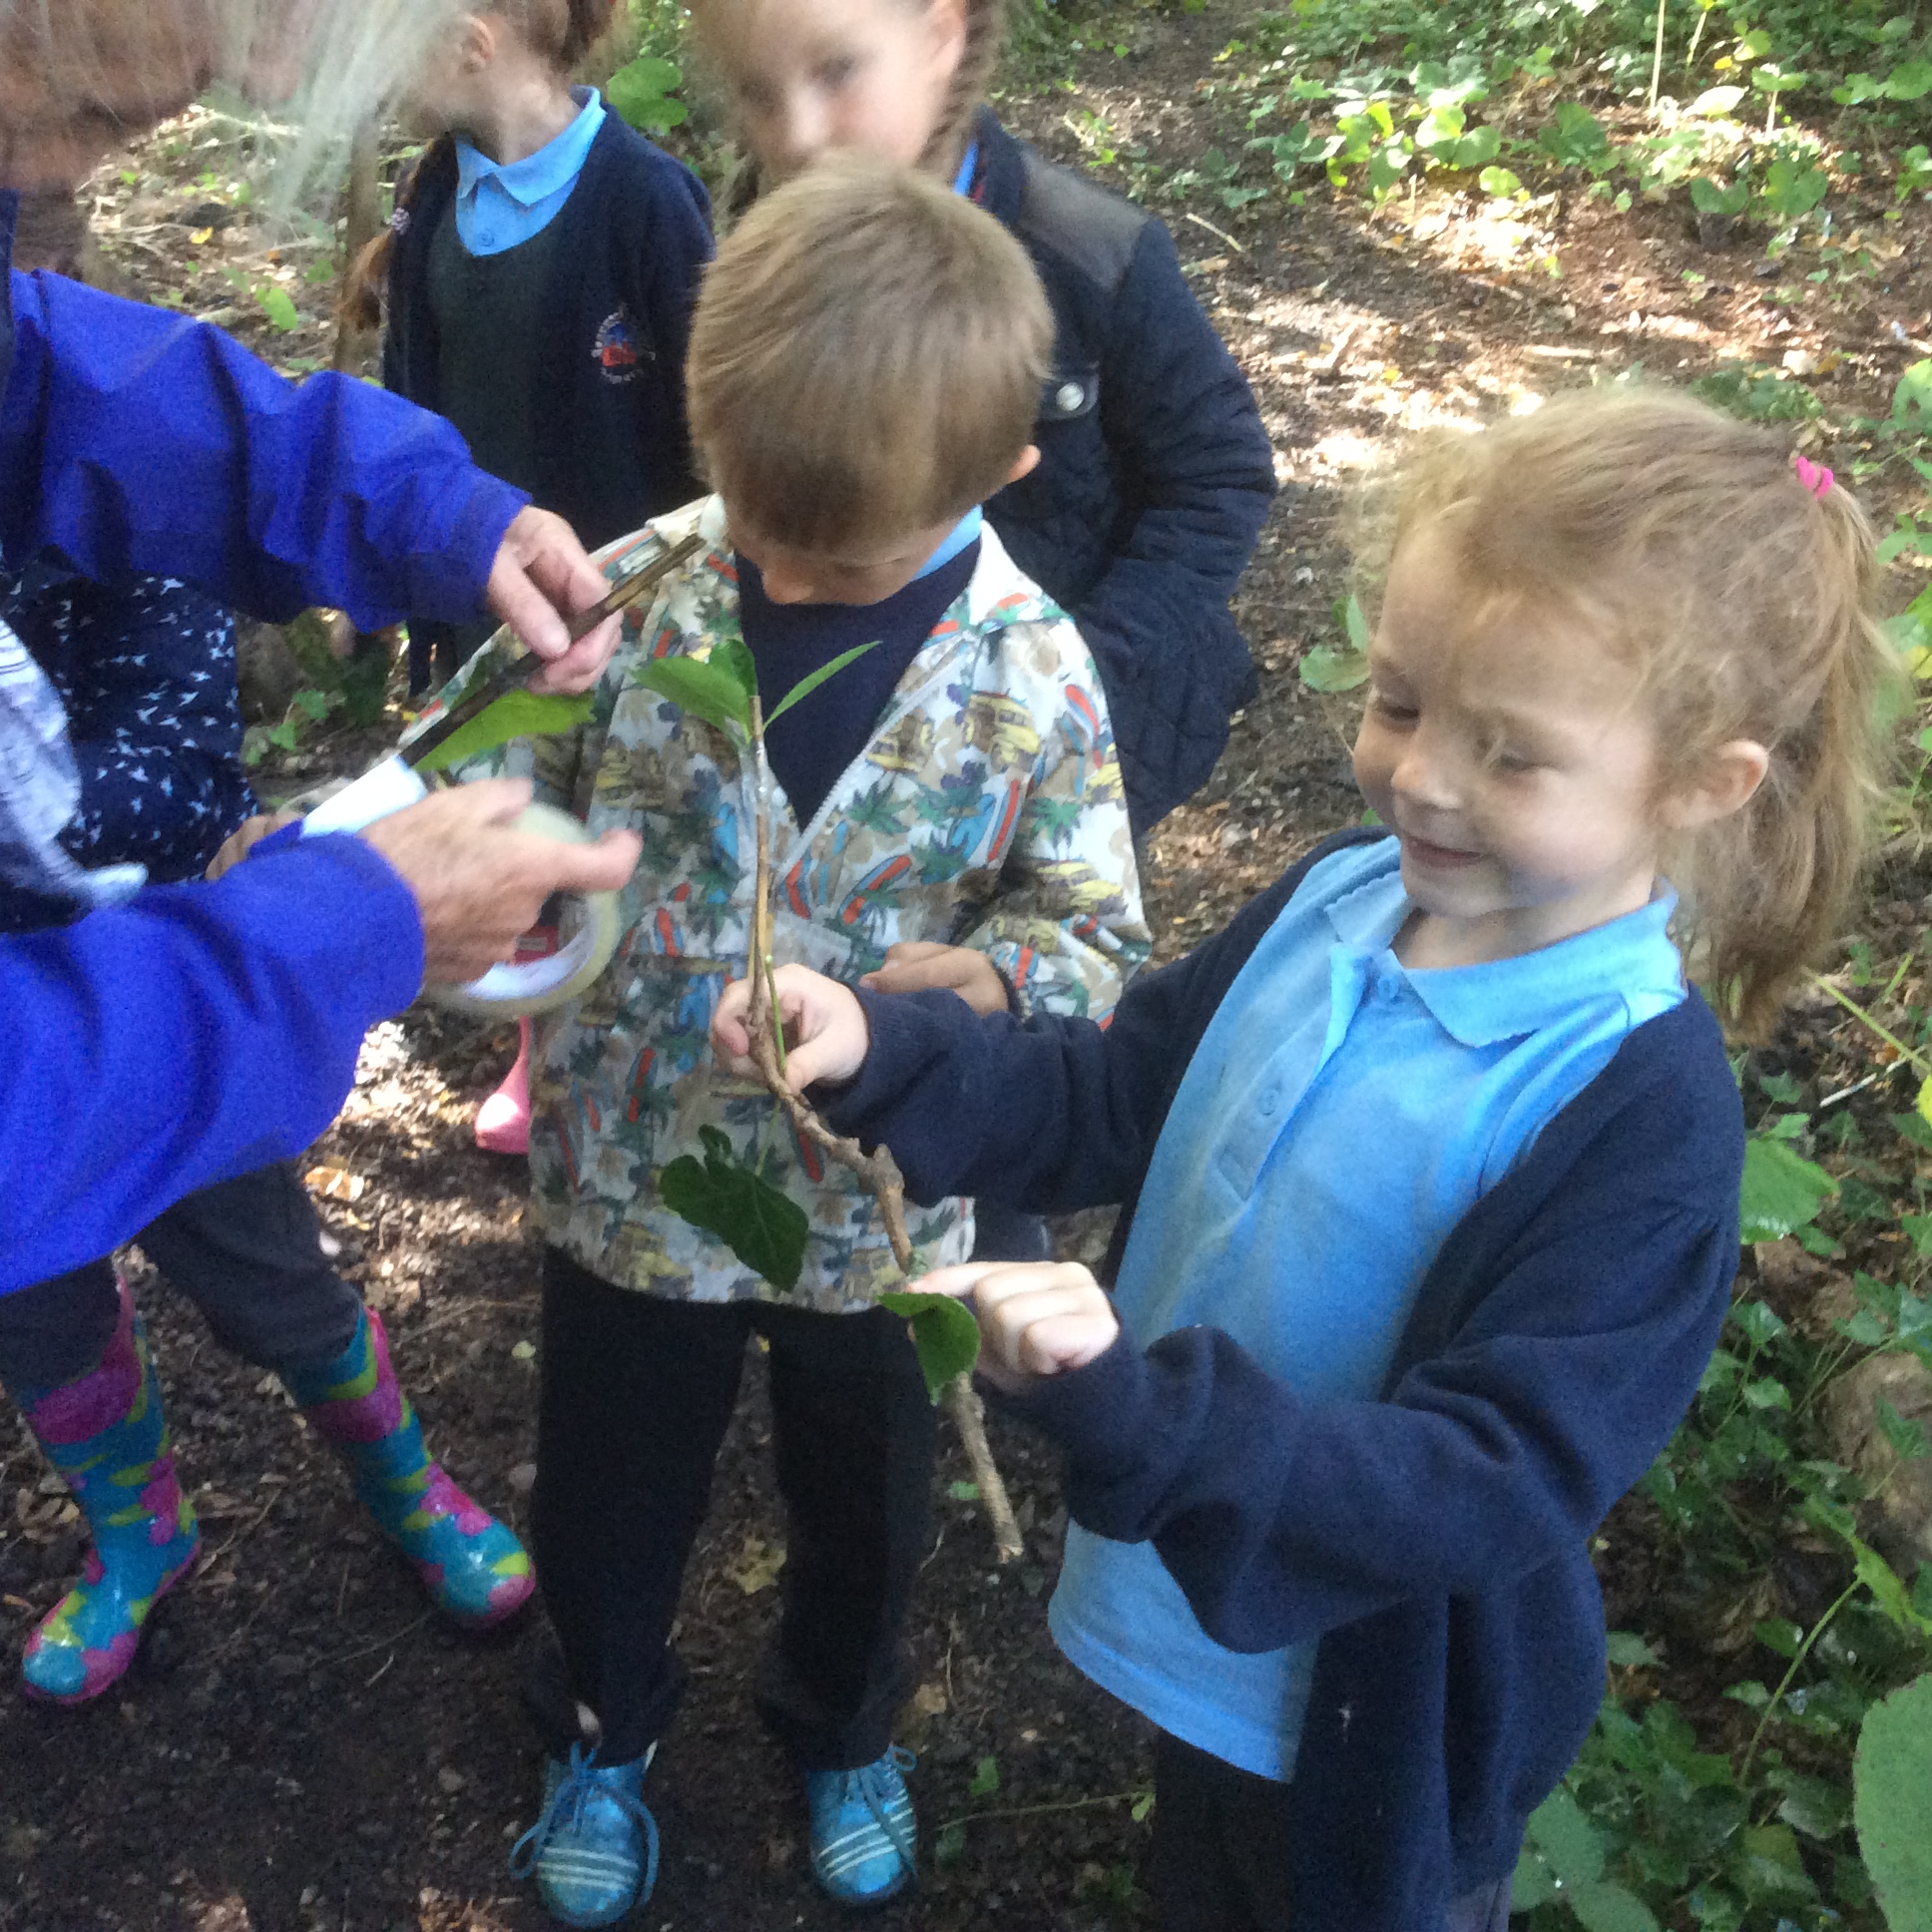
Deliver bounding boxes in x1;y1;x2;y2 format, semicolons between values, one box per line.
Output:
1047;836;1688;1780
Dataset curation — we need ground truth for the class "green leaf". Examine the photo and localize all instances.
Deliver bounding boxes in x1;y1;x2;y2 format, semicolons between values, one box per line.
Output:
412;688;596;773
1525;1786;1604;1886
1568;1880;1664;1932
1510;1848;1560;1910
1739;1136;1837;1242
764;640;880;728
1479;165;1524;197
657;1125;809;1292
1768;1767;1852;1841
607;54;687;133
633;653;753;736
1605;1630;1662;1668
877;1288;983;1402
1753;1617;1805;1659
947;1479;980;1502
967;1753;1001;1798
1298;646;1370;693
252;282;299;332
1691;175;1751;216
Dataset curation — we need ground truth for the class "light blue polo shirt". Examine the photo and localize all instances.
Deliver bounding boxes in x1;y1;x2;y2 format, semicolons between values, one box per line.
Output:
454;87;605;256
1048;836;1687;1779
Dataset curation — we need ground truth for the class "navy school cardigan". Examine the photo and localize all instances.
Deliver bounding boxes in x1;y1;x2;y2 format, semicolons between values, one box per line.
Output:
824;831;1743;1930
381;108;712;555
972;112;1278;840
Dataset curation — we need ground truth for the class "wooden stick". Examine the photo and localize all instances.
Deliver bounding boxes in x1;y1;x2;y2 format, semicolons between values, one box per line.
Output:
740;700;1024;1563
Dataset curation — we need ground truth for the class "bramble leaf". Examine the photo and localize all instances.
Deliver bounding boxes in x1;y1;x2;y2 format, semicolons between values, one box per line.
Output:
658;1125;809;1291
1739;1136;1837;1243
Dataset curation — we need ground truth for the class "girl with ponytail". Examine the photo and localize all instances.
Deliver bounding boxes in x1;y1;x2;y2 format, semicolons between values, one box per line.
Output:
349;0;713;1158
347;0;712;699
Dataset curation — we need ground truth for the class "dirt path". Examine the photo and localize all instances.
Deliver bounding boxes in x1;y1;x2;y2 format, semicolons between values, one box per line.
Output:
7;7;1931;1928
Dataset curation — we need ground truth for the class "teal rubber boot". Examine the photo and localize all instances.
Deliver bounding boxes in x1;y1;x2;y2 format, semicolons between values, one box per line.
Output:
281;1307;533;1627
15;1283;200;1703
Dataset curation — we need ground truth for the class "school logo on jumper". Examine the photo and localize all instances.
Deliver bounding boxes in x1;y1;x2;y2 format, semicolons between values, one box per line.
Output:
594;307;646;384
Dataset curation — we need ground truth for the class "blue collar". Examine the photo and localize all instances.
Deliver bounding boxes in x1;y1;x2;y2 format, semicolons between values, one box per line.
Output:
455;87;605;212
912;507;982;579
1323;842;1685;1047
951;140;979;198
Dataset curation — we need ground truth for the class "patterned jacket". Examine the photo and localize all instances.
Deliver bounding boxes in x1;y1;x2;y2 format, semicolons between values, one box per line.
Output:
445;497;1150;1311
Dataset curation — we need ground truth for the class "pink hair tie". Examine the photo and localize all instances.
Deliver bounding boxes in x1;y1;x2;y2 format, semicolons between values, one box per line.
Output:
1794;455;1834;498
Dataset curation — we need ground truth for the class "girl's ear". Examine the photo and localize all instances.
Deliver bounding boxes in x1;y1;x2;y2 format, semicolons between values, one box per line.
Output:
1004;444;1041;488
927;0;970;75
1662;739;1770;830
460;12;497;69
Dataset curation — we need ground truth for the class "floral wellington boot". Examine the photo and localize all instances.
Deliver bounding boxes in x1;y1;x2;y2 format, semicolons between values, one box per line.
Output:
281;1307;533;1627
16;1284;200;1703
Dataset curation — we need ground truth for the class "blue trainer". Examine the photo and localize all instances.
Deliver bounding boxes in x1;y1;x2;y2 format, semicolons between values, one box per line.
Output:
805;1746;917;1908
509;1743;661;1928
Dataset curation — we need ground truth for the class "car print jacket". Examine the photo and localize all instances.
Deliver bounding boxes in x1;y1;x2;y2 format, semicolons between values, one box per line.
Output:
441;496;1151;1311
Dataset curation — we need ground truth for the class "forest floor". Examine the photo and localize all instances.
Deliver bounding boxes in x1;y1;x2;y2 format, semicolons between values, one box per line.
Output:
6;5;1932;1929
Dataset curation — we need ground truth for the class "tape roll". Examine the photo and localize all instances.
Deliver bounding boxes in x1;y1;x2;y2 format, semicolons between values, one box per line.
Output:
424;802;623;1018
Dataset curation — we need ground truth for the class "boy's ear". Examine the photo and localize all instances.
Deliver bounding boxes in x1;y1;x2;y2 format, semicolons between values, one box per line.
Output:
1661;738;1770;830
1003;444;1041;488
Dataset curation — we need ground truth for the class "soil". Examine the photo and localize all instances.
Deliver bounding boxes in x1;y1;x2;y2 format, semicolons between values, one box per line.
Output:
8;8;1932;1929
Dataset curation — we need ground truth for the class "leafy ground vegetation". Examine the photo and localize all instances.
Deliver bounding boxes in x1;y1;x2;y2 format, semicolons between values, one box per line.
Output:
5;0;1932;1926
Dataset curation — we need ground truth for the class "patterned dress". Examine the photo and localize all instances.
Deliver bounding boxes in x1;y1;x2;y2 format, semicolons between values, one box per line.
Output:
441;497;1151;1312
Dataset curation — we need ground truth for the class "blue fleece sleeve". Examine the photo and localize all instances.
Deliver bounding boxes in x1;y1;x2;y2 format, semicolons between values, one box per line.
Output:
1;269;527;629
1074;221;1275;831
0;833;424;1290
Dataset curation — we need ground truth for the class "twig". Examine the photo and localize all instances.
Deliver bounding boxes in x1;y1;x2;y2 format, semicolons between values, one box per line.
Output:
740;699;1024;1563
1183;210;1246;253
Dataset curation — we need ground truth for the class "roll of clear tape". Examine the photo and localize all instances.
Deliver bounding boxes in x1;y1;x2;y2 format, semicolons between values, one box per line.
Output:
423;802;623;1017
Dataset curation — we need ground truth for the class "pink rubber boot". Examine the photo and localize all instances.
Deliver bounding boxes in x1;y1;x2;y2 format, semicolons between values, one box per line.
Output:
475;1019;533;1156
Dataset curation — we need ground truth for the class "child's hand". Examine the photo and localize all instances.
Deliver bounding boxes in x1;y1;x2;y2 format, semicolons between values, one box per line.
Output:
712;964;870;1091
860;942;1010;1016
205;808;301;880
917;1261;1121;1394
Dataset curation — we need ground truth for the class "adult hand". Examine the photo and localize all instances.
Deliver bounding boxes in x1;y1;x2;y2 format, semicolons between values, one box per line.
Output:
357;778;641;983
712;964;869;1092
916;1261;1121;1394
859;941;1010;1016
486;507;623;695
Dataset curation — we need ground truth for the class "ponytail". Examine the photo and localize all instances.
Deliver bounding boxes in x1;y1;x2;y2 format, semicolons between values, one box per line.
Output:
922;0;1009;178
338;135;455;337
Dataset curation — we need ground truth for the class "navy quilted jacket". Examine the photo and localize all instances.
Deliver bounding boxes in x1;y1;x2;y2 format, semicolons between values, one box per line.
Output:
974;112;1277;837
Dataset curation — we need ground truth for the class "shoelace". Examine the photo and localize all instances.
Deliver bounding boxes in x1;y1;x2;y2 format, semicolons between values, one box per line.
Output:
508;1741;663;1899
832;1746;917;1877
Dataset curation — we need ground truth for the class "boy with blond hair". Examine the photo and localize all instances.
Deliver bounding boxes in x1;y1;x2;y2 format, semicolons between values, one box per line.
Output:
447;155;1148;1924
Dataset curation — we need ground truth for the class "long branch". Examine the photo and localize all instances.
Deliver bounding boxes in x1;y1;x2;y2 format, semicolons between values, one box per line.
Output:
742;701;1023;1563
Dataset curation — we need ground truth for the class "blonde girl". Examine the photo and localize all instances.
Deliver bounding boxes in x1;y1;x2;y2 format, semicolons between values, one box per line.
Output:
715;388;1895;1932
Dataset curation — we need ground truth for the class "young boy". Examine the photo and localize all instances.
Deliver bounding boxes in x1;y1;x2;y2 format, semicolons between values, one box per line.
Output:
444;156;1149;1925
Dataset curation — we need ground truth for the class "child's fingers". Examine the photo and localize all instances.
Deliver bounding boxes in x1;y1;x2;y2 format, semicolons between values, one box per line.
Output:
711;977;755;1062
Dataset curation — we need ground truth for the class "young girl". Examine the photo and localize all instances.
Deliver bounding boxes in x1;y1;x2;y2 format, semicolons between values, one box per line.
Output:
716;389;1894;1932
348;0;713;1153
688;0;1276;848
